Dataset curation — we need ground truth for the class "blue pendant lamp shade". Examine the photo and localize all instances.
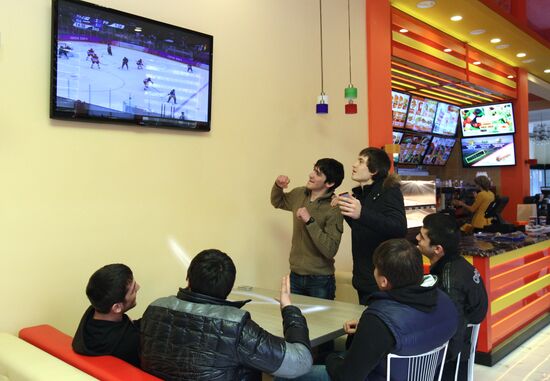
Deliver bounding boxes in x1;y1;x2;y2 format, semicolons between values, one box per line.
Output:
344;0;357;114
316;0;328;114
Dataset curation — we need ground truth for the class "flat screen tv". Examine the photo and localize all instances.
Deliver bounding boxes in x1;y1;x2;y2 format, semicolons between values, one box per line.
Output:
461;134;516;167
391;91;410;128
460;102;514;137
51;0;213;131
404;96;437;133
432;102;459;137
393;130;404;144
399;133;432;165
422;136;455;166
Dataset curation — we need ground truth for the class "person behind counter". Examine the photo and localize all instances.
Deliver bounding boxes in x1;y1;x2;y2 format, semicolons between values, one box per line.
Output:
453;175;495;232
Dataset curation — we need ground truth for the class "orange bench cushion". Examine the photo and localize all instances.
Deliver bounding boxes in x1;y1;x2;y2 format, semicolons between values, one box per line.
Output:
18;324;161;381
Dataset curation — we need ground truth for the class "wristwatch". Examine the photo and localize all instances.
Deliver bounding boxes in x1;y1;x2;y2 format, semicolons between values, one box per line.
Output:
306;217;315;225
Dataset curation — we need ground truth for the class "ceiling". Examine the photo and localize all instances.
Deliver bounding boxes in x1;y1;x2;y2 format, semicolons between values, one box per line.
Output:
390;0;550;83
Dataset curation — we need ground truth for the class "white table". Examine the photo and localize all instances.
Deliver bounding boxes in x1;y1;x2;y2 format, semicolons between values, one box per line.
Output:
229;286;366;347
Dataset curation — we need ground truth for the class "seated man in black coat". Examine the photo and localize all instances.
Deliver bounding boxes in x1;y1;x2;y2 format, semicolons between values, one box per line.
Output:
72;263;141;367
417;213;488;381
140;249;313;381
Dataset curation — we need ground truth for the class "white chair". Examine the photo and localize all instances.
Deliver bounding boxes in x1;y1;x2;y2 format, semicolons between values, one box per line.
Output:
386;341;449;381
454;323;481;381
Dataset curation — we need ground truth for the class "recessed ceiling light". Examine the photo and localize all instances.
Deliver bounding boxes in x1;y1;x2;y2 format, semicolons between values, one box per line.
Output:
495;44;510;49
516;52;527;58
507;75;514;79
443;48;452;53
490;38;501;44
450;15;463;21
545;69;550;74
417;1;436;8
522;59;535;63
470;29;486;35
134;27;142;32
472;61;481;65
399;28;409;33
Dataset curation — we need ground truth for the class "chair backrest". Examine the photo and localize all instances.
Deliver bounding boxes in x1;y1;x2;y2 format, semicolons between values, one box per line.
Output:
386;341;449;381
484;196;509;225
454;323;481;381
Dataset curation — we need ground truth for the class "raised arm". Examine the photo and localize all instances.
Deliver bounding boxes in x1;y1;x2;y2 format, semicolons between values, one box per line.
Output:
271;176;293;211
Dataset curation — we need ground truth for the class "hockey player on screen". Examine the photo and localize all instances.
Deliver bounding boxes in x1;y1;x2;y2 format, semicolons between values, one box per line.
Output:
86;48;95;61
137;59;144;70
143;77;154;90
90;53;100;69
167;89;177;104
107;43;112;56
58;45;69;59
187;64;193;73
121;57;129;70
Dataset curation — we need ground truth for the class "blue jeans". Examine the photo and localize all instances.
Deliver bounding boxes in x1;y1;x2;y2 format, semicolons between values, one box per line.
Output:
274;365;331;381
290;272;336;300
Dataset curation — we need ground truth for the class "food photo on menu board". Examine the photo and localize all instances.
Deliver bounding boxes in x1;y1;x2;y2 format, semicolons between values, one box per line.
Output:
393;131;404;144
422;137;455;166
432;102;460;136
399;133;432;165
461;134;516;167
391;91;411;128
460;102;515;137
405;96;438;133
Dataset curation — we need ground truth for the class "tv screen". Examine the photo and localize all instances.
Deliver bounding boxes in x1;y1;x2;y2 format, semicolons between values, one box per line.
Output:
51;0;213;131
404;96;437;133
422;136;455;166
460;102;515;137
391;91;410;128
461;134;516;167
399;133;432;165
393;130;404;144
432;102;459;137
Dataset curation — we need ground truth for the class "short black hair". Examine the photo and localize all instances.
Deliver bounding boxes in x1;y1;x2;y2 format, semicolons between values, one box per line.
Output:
422;213;461;257
373;239;423;289
358;147;391;181
86;264;133;314
187;249;236;299
315;158;345;192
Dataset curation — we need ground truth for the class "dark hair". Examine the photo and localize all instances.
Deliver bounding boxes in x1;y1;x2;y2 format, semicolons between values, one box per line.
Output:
187;249;236;299
86;264;133;314
315;158;345;192
474;175;491;191
372;239;423;289
422;213;461;257
358;147;391;181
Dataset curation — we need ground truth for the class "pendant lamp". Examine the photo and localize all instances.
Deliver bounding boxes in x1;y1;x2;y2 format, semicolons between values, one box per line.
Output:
316;0;328;114
344;0;357;114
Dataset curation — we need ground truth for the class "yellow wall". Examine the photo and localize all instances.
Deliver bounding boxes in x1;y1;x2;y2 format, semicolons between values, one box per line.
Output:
0;0;367;334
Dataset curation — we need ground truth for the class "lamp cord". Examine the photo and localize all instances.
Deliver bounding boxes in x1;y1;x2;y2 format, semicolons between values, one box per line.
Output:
319;0;324;94
347;0;352;85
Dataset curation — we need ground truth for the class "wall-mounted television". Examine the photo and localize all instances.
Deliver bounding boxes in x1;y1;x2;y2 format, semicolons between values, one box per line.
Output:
399;133;432;165
460;102;514;137
51;0;213;131
393;130;404;144
392;91;411;128
405;96;437;133
422;136;455;166
432;102;459;137
461;134;516;167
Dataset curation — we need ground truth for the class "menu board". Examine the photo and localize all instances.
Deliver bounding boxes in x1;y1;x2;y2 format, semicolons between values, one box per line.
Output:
422;137;455;166
460;103;515;137
461;134;516;167
393;130;404;144
405;96;438;133
432;102;460;136
399;133;432;165
392;91;411;128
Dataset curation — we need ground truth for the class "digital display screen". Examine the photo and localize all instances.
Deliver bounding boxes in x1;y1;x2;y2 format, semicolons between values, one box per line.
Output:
392;91;410;129
461;135;516;167
422;136;455;166
432;102;459;137
404;96;437;133
460;103;515;137
399;133;432;165
393;131;404;144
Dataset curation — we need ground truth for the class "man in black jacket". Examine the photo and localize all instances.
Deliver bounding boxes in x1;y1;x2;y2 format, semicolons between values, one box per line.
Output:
72;264;141;367
140;249;313;381
417;213;488;381
337;147;407;304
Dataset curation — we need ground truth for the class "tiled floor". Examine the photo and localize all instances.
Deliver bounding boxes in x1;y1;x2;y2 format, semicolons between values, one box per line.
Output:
474;323;550;380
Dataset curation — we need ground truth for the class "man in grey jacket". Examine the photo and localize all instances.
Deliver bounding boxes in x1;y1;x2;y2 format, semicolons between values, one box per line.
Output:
140;249;313;381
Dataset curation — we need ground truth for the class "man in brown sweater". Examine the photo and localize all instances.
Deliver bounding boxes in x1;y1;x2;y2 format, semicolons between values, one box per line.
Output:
271;158;344;300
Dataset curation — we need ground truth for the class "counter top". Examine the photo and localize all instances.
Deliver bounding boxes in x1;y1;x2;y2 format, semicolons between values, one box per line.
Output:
460;232;550;257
